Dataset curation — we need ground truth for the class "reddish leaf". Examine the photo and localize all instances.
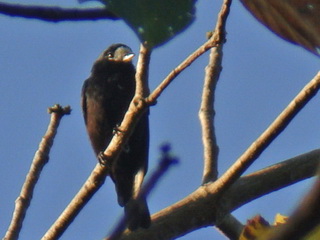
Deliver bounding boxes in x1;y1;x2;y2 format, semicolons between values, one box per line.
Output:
240;0;320;56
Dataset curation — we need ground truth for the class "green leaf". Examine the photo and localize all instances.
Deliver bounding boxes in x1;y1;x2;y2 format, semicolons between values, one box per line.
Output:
82;0;196;48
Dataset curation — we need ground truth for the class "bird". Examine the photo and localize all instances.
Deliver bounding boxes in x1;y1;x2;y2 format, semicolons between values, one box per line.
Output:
81;43;150;230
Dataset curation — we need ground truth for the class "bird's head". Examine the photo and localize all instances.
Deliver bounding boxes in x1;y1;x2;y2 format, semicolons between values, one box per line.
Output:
99;44;135;63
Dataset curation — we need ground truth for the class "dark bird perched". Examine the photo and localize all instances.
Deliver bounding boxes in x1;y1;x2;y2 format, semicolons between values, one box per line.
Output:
81;44;150;230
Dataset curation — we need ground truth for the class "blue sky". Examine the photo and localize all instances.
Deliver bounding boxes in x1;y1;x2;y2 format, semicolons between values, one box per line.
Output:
0;0;319;239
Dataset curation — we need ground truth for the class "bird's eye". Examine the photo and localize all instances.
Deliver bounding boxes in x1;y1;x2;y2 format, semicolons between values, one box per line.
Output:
107;53;113;59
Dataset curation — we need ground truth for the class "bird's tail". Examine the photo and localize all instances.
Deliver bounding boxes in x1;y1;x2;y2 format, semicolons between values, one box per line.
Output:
124;197;151;231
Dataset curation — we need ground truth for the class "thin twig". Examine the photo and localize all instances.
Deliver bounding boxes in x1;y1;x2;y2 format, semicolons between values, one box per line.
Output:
147;35;222;106
145;0;232;106
200;0;232;184
3;105;71;240
207;71;320;194
0;2;118;22
106;144;178;240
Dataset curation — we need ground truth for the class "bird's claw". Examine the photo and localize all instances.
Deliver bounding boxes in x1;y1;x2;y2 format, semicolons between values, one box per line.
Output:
98;152;109;167
113;124;123;135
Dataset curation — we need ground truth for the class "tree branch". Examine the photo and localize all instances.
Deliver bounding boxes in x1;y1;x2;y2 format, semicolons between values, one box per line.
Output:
207;71;320;194
199;3;243;238
4;105;71;240
200;0;232;184
0;2;119;22
113;149;320;240
222;149;320;211
146;26;226;105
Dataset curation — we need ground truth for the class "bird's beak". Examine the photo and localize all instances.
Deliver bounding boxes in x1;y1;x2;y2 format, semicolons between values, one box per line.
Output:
122;53;135;62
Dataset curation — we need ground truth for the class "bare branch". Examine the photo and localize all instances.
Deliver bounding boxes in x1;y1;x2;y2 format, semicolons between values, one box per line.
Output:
135;44;152;97
113;149;320;240
147;43;212;104
4;104;71;240
207;71;320;194
223;149;320;211
146;28;228;105
147;0;232;107
200;0;232;184
0;2;119;22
